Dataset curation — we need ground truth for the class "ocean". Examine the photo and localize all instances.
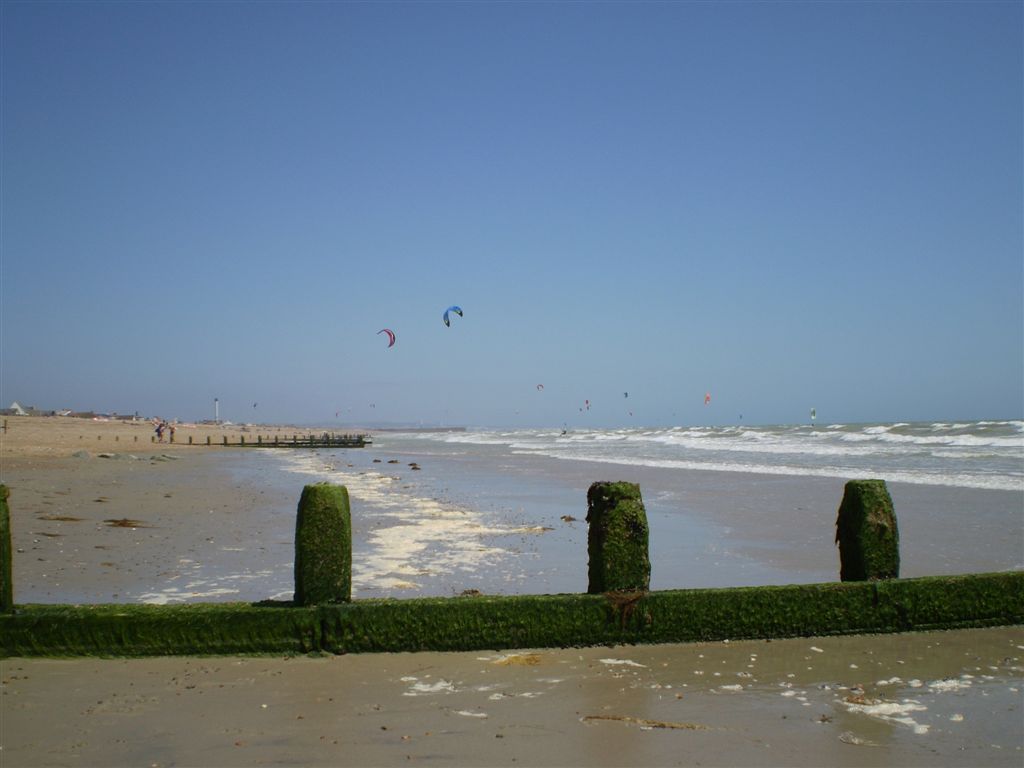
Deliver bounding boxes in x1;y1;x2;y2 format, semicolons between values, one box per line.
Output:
271;420;1023;600
385;420;1024;492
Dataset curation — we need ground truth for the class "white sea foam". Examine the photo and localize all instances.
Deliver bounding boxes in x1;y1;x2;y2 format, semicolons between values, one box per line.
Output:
403;680;457;696
928;678;973;692
841;697;930;734
274;452;532;596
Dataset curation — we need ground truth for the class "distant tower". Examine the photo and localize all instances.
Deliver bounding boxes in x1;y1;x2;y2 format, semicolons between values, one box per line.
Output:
214;398;219;424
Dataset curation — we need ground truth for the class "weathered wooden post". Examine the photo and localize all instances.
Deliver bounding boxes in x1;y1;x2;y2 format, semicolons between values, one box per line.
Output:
586;481;651;594
294;483;352;605
1;485;13;612
206;436;211;446
188;436;193;445
222;436;228;446
836;479;900;581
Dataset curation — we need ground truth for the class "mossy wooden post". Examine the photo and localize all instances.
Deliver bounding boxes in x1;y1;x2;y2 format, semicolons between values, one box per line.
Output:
294;483;352;605
586;481;651;594
836;479;900;581
1;485;13;612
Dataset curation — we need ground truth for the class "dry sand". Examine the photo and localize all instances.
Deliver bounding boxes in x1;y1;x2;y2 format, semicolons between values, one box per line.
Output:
0;415;342;460
1;417;1022;767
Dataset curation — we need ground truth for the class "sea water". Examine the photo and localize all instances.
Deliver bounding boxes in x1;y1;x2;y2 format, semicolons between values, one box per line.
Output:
272;420;1023;599
389;420;1024;492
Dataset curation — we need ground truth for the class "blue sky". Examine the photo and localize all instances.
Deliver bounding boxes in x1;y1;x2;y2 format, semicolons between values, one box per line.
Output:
2;1;1021;428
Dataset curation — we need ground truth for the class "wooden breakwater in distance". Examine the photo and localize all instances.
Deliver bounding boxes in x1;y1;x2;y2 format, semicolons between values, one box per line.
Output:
1;479;1022;657
172;432;371;448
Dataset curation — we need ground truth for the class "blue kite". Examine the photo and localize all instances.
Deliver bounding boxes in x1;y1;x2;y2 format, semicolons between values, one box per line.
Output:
443;305;463;327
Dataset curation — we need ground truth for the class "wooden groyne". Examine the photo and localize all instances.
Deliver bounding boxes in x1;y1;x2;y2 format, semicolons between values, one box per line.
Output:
2;479;1021;658
178;432;371;448
5;573;1020;657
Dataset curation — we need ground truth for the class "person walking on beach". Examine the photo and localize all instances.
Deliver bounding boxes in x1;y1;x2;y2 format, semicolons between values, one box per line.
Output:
168;423;176;443
155;421;164;442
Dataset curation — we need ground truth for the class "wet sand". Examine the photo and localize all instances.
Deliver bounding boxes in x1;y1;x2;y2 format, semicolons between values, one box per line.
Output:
3;445;298;605
2;418;1022;766
3;628;1022;767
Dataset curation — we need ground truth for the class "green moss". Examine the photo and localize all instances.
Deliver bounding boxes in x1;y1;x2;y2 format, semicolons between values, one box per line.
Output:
836;479;900;581
1;485;11;613
875;572;1024;631
294;484;352;605
0;603;321;657
586;482;651;594
2;573;1021;657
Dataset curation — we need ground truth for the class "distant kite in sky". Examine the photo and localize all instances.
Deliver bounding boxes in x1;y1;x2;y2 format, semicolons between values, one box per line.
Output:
704;393;712;405
378;328;396;348
536;384;544;391
624;392;629;398
443;306;463;327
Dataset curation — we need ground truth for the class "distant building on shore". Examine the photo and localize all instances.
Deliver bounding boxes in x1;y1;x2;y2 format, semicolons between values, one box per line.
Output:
1;403;142;420
2;401;49;417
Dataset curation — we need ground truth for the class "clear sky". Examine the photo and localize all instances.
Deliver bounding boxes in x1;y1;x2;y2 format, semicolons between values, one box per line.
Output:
2;1;1021;428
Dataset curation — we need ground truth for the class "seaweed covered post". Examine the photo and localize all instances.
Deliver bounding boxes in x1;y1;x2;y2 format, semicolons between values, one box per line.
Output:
1;485;12;612
836;479;900;581
294;483;352;605
586;481;651;594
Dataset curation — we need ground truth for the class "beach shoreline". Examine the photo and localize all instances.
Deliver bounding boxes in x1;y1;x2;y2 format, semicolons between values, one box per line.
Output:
3;416;1021;603
1;416;1021;766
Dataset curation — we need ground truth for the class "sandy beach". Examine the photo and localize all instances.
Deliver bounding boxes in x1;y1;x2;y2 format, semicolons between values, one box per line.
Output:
1;417;329;604
1;417;1022;766
2;628;1021;767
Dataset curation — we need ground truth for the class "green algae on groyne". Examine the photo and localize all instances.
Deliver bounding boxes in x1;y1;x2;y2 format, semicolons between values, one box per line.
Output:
2;572;1021;657
294;483;353;606
586;481;651;594
836;479;900;581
